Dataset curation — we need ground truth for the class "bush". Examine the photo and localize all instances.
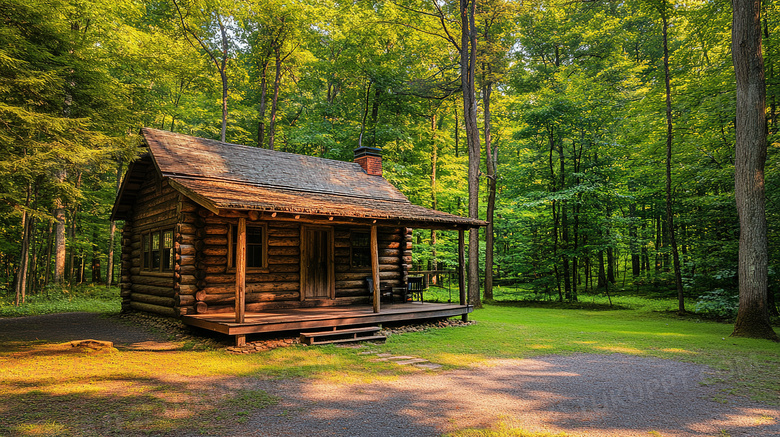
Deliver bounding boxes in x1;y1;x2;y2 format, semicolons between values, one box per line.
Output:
694;288;739;320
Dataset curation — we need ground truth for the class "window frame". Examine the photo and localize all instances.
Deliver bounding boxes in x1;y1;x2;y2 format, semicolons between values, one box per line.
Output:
141;229;175;273
228;222;269;272
350;230;372;270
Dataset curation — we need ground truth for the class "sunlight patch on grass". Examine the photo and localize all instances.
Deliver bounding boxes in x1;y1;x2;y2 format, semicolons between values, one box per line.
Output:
12;420;66;436
660;348;696;354
446;421;570;437
594;345;646;354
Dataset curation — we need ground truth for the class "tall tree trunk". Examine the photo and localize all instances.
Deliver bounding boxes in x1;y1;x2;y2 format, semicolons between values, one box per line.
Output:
268;48;283;150
257;56;270;147
53;170;67;284
91;230;101;284
731;0;779;340
661;2;686;313
560;141;571;300
461;0;481;308
430;113;438;286
44;219;53;288
218;17;228;142
106;160;122;289
14;185;32;306
484;81;496;301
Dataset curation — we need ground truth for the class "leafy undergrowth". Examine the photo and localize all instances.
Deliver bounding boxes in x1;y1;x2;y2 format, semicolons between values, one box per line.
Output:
0;284;120;317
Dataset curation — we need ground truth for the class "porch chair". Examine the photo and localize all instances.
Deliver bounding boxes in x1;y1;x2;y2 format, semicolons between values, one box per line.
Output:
406;276;425;303
365;277;393;303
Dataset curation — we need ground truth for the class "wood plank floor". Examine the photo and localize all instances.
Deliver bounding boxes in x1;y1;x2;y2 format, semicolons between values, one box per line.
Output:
181;302;472;335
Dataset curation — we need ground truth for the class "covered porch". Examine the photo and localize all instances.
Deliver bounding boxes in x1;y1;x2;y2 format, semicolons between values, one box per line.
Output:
181;302;473;337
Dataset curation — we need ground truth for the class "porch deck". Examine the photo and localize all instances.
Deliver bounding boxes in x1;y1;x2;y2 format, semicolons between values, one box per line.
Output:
181;302;472;336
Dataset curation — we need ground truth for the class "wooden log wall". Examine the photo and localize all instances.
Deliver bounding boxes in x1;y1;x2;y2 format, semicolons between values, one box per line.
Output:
174;197;201;315
194;214;302;314
124;176;179;317
333;225;408;302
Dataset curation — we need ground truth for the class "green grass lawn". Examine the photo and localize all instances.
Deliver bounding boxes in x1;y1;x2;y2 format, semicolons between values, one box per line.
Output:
1;285;778;436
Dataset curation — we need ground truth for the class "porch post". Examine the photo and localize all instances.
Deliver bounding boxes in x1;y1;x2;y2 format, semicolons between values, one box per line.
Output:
235;217;247;346
371;224;380;313
458;229;467;321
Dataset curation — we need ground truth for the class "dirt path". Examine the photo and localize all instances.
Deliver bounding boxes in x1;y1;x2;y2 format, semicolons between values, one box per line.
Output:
228;354;780;437
1;313;778;436
0;312;180;350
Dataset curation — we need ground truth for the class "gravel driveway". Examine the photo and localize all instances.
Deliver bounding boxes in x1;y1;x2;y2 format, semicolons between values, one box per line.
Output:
2;312;778;436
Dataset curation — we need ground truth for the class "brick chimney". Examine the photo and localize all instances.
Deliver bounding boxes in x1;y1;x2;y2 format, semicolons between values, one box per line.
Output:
354;146;383;176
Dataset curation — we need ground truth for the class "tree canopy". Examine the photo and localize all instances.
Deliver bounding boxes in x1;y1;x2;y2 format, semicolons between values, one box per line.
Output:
1;0;777;339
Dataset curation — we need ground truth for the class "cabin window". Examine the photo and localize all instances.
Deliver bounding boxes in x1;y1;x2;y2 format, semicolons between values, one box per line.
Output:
142;229;174;272
350;231;371;268
229;223;268;270
162;230;174;271
151;232;161;269
142;234;150;269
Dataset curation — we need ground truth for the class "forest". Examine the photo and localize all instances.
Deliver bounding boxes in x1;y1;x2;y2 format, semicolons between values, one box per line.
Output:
1;0;778;328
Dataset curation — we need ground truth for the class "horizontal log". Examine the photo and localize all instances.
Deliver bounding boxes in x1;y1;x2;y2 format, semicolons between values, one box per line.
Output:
178;294;195;306
205;273;300;284
176;233;197;245
178;254;196;266
131;275;174;288
131;241;142;250
178;274;197;285
202;281;299;294
268;228;299;237
173;243;195;256
268;237;300;247
379;248;402;257
205;224;229;234
179;224;199;235
195;301;208;314
202;256;227;266
269;264;299;273
268;255;298;265
335;271;401;281
131;284;175;297
203;246;228;256
180;201;199;213
179;265;198;275
179;305;195;316
335;280;366;289
131;292;176;307
203;236;228;246
202;265;226;274
179;212;200;224
268;247;299;256
379;257;400;264
176;284;198;295
199;291;300;305
130;301;177;317
120;288;132;297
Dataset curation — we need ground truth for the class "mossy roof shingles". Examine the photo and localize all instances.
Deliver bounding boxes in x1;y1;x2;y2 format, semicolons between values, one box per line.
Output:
140;128;484;228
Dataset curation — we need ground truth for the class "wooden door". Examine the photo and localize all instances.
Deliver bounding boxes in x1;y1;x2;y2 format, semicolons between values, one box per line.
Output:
302;227;333;299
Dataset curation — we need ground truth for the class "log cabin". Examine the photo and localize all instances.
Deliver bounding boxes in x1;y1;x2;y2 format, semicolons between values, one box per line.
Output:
111;128;485;345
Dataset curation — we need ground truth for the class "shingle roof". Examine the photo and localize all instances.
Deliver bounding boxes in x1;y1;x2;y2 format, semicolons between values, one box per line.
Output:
114;128;485;228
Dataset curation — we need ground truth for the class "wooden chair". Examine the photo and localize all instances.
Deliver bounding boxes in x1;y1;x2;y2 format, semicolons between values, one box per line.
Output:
407;276;425;303
365;277;393;303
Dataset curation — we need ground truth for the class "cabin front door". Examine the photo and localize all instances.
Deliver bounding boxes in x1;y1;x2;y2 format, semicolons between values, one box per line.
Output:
301;226;334;300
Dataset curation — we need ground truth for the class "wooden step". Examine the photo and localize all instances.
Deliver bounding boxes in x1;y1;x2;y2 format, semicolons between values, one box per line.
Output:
300;326;385;345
